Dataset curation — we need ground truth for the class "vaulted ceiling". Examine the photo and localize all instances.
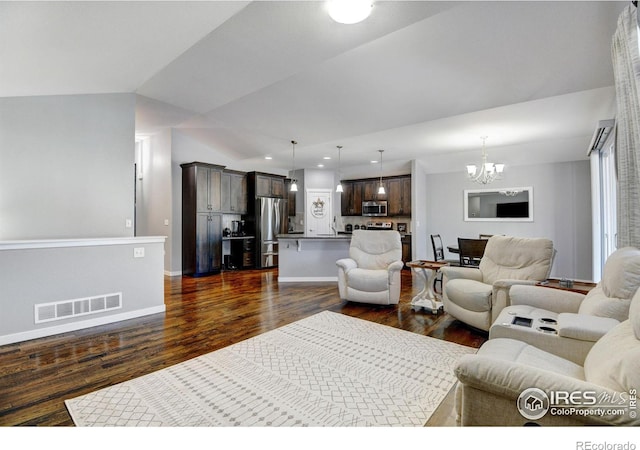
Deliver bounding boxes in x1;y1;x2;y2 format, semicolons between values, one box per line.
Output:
0;1;627;177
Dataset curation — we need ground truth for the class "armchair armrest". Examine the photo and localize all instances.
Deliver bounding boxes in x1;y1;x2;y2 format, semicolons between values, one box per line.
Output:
440;266;483;282
492;279;538;289
336;258;357;272
557;313;620;342
490;279;539;323
387;260;404;273
509;284;585;314
455;354;637;426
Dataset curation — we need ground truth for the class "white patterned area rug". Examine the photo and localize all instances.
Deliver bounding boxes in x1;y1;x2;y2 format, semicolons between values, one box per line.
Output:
65;311;476;427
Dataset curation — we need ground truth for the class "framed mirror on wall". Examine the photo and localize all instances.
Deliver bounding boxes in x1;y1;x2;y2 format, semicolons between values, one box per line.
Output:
464;186;533;222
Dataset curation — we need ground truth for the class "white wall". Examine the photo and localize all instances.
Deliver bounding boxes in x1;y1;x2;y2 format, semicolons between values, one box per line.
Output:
411;160;428;262
135;129;173;272
0;237;166;345
414;160;592;280
0;93;136;239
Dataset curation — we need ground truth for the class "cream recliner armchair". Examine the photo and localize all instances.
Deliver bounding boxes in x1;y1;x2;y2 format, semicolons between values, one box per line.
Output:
336;230;403;305
490;246;640;364
440;235;555;331
454;285;640;426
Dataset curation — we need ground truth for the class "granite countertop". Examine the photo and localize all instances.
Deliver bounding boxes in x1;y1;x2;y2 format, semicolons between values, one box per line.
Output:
277;233;352;240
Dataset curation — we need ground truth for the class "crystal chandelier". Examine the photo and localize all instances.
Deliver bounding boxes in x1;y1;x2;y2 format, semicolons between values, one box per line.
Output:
466;136;504;185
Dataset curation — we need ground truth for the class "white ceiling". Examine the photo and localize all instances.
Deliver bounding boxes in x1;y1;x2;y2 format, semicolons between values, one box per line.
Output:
0;1;627;177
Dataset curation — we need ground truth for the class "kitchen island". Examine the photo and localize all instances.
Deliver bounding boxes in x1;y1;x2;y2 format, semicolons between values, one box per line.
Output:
277;233;351;282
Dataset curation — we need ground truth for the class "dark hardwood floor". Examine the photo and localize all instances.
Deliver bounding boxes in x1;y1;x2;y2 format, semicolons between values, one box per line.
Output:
0;269;487;426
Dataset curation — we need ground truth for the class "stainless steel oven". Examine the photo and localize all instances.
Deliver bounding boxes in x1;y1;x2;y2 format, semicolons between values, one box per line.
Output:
362;201;388;217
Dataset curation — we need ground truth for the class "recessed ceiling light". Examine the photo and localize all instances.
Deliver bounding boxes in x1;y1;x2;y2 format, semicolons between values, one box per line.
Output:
317;164;324;168
323;156;331;160
371;160;378;164
264;156;272;160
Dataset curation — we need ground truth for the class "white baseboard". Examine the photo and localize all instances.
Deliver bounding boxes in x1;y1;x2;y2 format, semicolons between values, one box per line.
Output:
278;276;338;283
0;305;166;346
164;270;182;277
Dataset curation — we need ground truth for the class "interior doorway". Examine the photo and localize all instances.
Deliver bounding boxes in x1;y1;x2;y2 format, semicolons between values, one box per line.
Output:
305;189;333;236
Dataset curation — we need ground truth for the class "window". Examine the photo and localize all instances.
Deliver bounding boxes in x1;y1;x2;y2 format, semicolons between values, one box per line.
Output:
600;141;617;262
591;128;617;281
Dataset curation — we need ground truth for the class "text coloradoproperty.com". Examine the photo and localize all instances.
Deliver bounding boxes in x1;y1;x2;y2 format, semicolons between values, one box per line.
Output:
552;407;628;417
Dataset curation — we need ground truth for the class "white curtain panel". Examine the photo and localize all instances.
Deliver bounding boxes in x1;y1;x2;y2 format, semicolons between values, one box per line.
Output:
612;5;640;249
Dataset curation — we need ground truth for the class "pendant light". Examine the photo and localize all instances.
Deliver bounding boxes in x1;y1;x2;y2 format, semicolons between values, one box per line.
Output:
290;140;298;192
336;145;343;193
377;149;385;195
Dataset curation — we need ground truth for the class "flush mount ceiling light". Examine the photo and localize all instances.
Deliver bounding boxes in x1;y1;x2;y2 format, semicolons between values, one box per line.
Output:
327;0;373;24
466;136;505;185
290;140;298;192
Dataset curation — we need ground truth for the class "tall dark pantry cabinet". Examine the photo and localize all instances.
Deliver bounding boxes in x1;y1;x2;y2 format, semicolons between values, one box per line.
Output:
181;162;224;276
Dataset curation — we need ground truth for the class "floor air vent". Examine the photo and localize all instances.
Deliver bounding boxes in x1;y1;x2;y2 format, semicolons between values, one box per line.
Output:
35;293;122;324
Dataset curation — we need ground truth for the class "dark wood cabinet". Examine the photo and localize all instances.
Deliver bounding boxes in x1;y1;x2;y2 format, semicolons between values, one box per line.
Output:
341;175;410;216
254;173;285;198
181;162;225;276
192;164;221;213
401;234;412;268
387;176;411;216
287;179;297;216
230;238;254;269
363;179;387;202
221;170;247;214
341;180;365;216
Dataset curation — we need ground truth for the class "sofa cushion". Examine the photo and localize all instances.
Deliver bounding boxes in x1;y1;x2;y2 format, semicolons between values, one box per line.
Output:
477;338;585;380
584;287;640;392
557;313;620;341
347;268;389;292
632;286;640;340
599;247;640;300
445;279;492;312
349;230;402;270
583;321;640;392
479;236;555;285
578;286;631;322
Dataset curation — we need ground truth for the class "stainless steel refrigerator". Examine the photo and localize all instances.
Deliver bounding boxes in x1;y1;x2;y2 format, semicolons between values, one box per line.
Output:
255;197;288;268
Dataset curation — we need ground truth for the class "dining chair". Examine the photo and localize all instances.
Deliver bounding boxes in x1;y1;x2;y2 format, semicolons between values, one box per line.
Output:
430;234;459;293
430;234;446;262
457;238;489;267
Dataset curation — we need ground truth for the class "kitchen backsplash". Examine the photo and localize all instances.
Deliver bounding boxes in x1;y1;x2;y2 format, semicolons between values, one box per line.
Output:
340;217;411;234
287;213;410;234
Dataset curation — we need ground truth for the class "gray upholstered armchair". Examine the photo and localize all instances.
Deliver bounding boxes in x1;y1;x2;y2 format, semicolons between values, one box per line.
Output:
440;235;555;331
336;230;404;305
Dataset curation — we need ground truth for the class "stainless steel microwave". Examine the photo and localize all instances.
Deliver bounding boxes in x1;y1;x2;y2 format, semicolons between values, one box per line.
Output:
362;201;388;217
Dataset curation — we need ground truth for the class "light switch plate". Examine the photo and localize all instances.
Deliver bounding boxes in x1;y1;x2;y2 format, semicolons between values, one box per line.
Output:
133;247;145;258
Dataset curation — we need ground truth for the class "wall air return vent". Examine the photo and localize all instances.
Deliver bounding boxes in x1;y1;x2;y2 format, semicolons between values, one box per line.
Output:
34;293;122;324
